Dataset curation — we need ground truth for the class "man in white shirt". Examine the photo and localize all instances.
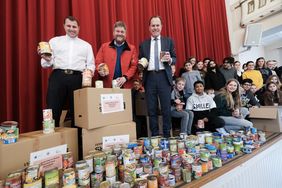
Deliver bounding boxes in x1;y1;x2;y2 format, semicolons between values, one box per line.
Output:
39;16;95;126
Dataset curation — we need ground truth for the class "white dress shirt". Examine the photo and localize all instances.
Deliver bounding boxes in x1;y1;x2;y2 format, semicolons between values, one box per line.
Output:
41;35;95;72
148;35;165;71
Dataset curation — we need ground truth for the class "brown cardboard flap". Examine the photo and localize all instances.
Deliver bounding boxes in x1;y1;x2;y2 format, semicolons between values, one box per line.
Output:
249;107;277;119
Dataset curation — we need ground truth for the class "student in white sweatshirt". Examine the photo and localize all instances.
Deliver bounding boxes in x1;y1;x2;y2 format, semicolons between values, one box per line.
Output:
186;80;225;134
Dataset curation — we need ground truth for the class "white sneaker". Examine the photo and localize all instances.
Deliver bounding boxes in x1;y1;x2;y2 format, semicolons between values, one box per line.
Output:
216;128;229;136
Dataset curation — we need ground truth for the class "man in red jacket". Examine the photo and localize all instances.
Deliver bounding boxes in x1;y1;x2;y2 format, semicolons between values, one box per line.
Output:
95;21;138;88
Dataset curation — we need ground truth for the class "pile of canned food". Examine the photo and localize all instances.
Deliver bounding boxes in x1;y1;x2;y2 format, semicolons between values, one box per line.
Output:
1;128;266;187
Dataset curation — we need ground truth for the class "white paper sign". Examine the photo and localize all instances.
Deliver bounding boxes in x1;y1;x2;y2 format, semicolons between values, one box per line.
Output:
100;93;124;114
30;144;67;164
102;135;129;149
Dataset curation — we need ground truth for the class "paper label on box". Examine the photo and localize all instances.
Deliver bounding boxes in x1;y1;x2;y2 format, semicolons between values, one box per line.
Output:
29;144;67;172
102;135;129;149
100;93;124;114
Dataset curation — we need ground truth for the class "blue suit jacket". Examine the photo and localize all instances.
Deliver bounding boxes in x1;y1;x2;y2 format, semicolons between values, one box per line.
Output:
139;36;176;85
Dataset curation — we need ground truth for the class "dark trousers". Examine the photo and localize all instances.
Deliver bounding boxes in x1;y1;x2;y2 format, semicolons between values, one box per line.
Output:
145;71;171;137
46;69;82;127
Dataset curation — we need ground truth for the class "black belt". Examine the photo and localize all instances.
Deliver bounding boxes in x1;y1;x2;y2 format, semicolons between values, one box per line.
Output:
148;70;165;73
54;69;82;75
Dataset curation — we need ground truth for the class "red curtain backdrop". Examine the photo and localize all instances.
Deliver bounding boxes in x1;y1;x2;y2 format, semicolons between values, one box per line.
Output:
0;0;231;133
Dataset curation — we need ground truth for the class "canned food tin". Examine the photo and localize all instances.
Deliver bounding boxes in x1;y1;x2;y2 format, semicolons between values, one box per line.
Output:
134;144;143;159
25;165;39;183
77;166;90;186
63;168;76;186
201;161;209;173
106;176;116;185
150;136;159;148
200;149;210;162
5;172;22;188
112;181;122;188
82;69;92;87
75;160;88;169
0;121;19;144
94;156;106;173
105;159;116;177
84;155;94;173
135;164;143;177
42;119;55;134
177;140;185;149
44;168;59;187
147;175;158;188
196;132;205;144
100;181;110;188
135;178;147;188
159;138;169;150
63;152;74;169
182;168;191;183
120;182;131;188
143;164;152;174
23;178;42;188
192;163;202;179
211;156;222;168
154;149;162;158
168;174;176;186
170;143;177;152
42;109;53;121
95;80;104;88
90;172;103;187
169;137;177;145
153;157;162;167
159;162;168;175
112;79;119;88
38;42;52;55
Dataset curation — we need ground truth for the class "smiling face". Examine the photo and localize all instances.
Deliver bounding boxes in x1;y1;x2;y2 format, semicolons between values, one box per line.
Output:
270;76;278;84
226;80;238;93
195;83;204;94
113;26;126;44
196;61;204;70
268;83;277;92
176;80;185;91
247;62;255;70
184;62;193;71
64;18;79;38
149;17;162;38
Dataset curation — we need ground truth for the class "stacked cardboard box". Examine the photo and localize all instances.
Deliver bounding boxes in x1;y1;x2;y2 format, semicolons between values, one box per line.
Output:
74;88;137;157
0;127;78;179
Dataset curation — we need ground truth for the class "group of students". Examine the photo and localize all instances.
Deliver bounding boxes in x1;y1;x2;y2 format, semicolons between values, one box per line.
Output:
167;56;281;136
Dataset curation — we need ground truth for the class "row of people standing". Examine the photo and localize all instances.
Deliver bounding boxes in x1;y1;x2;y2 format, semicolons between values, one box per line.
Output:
39;15;176;140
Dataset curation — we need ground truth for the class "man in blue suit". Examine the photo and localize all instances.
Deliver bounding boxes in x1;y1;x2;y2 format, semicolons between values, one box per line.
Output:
139;16;176;138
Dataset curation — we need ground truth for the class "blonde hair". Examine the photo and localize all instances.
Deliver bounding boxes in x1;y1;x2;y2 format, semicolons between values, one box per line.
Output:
218;79;241;109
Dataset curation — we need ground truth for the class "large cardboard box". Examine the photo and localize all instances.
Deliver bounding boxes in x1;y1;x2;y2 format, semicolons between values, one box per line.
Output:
0;127;78;179
249;106;282;132
81;122;136;157
74;88;132;130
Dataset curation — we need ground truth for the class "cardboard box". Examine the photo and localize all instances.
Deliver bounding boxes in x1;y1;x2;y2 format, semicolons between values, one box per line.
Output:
81;122;136;157
249;106;282;132
74;88;133;130
0;127;78;179
135;92;148;116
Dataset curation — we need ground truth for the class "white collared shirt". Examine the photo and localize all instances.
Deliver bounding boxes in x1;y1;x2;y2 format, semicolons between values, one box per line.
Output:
148;35;165;71
41;35;95;72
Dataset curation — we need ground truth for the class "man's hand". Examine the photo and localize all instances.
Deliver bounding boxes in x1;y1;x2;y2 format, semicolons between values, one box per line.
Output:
41;53;52;62
116;77;127;87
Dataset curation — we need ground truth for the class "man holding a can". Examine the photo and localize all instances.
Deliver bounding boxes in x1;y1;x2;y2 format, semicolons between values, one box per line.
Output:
95;21;138;88
139;16;176;138
39;16;95;127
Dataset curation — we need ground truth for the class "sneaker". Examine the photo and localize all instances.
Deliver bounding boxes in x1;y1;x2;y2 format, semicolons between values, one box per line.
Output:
216;128;229;136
